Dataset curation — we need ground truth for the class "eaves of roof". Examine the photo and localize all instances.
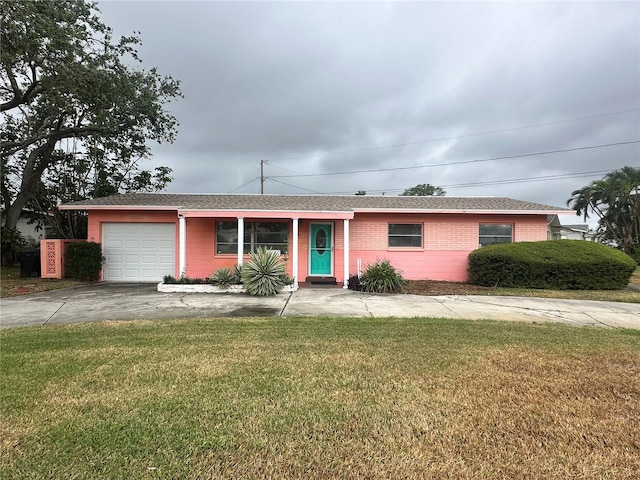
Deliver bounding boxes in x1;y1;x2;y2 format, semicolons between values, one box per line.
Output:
58;193;572;215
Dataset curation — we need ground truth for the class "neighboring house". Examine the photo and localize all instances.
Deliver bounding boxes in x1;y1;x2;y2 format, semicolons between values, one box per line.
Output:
16;212;45;246
59;193;570;286
547;215;593;241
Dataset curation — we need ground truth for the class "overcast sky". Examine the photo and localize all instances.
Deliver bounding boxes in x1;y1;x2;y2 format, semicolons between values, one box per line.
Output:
97;0;639;222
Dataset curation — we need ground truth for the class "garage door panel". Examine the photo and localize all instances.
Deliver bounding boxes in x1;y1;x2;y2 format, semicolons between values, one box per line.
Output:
102;223;175;282
105;239;123;248
141;255;157;264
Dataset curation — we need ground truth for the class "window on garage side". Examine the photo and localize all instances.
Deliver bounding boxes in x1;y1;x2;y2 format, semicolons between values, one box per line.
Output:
388;223;423;248
479;224;513;247
216;221;289;254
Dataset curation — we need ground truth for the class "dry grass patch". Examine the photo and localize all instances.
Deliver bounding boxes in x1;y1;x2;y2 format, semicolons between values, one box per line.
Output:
1;318;639;479
424;347;640;478
0;266;86;297
405;279;640;303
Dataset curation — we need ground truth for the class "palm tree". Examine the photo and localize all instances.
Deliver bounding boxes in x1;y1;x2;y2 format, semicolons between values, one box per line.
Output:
568;167;640;257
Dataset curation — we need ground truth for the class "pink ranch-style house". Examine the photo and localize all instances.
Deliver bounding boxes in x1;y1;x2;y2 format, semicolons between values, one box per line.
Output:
59;193;570;288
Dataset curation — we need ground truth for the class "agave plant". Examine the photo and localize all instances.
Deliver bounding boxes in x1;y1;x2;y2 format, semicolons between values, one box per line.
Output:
211;267;236;289
241;247;286;296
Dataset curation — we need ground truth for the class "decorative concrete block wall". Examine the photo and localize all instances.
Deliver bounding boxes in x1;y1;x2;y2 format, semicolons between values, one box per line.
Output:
40;239;83;279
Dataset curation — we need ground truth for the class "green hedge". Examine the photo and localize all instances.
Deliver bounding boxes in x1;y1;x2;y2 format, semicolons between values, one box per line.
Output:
64;242;103;281
468;240;636;290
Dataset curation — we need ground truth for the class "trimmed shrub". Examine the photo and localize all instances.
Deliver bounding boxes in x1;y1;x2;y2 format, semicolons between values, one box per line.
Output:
1;227;27;266
64;242;103;281
241;247;286;296
162;275;208;284
347;274;363;291
360;259;406;293
468;240;636;290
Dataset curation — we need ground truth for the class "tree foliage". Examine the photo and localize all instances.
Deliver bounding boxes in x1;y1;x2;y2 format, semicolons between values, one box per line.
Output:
1;0;181;241
399;183;446;196
567;167;640;257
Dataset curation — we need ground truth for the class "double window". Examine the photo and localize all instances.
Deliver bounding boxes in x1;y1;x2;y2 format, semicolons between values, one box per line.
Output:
479;224;512;247
388;223;423;248
216;221;289;254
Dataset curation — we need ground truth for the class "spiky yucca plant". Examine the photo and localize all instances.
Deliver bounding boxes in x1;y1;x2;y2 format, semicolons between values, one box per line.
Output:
241;247;286;296
211;267;236;288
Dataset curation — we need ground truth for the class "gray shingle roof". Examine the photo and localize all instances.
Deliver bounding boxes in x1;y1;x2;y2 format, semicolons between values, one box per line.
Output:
59;193;571;213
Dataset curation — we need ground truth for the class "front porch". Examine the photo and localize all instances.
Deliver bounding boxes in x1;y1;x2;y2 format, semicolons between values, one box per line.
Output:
177;209;354;289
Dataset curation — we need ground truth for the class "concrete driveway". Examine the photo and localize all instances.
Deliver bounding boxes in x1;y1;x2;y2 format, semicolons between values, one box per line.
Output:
1;283;639;329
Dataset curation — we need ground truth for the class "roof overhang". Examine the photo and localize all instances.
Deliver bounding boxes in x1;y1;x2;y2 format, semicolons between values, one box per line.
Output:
352;208;571;216
179;209;354;220
57;204;181;211
58;203;568;217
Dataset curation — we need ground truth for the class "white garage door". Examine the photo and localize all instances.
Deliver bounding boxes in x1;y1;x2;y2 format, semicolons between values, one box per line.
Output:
102;223;175;282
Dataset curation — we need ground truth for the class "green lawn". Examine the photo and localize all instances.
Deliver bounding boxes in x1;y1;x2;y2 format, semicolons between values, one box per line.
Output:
2;317;639;479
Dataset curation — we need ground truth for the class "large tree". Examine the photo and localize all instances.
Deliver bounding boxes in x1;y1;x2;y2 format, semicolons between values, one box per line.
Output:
399;183;446;196
567;167;640;257
28;148;173;239
1;0;181;237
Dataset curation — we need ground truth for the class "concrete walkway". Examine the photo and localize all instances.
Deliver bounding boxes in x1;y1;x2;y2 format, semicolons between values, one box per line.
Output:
1;283;638;329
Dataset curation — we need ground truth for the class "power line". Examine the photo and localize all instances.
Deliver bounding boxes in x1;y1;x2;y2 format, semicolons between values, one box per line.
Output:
267;161;356;189
265;109;640;162
269;178;323;194
269;140;640;178
441;170;612;189
418;169;611;191
227;176;260;193
318;169;617;195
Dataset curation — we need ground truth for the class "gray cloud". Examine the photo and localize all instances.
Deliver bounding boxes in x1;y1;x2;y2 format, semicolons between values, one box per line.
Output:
98;0;639;221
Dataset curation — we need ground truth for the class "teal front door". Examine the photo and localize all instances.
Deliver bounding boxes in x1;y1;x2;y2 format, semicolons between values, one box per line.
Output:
310;223;332;275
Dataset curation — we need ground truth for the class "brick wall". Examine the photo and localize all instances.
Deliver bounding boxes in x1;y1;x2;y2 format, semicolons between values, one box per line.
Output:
87;210;549;283
347;213;548;282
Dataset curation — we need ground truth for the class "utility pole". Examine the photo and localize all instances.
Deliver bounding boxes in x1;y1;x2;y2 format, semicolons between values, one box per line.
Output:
260;159;265;194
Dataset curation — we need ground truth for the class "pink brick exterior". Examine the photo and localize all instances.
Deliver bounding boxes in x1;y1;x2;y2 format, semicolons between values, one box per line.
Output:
347;213;547;282
86;209;549;283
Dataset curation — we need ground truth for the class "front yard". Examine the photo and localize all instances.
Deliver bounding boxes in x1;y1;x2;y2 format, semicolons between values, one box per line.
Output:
3;265;640;303
0;266;86;297
404;277;640;303
2;317;639;479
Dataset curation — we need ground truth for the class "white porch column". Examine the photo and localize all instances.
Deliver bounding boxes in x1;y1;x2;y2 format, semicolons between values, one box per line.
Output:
179;214;186;277
343;218;350;288
292;218;299;289
237;217;244;266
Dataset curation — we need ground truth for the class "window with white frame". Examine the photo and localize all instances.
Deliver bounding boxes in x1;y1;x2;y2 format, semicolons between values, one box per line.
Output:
388;223;423;247
216;221;289;254
479;224;513;247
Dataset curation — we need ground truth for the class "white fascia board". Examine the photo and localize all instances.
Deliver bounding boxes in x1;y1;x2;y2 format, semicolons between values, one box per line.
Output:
179;209;354;219
352;208;572;215
57;204;181;211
